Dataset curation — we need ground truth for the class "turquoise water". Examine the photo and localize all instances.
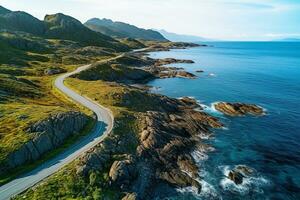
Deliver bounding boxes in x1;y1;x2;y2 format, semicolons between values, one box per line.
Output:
148;42;300;200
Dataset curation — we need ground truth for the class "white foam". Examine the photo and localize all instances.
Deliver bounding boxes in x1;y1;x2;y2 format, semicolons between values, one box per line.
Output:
219;165;270;195
192;149;209;162
200;102;224;117
176;180;221;200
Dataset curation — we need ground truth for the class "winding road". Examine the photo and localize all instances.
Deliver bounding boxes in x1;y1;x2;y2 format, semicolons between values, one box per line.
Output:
0;59;116;199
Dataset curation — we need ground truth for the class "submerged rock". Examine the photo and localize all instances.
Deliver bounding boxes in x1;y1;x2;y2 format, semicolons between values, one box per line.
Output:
214;102;264;116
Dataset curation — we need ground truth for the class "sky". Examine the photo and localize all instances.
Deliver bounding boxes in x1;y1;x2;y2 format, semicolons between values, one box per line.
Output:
1;0;300;41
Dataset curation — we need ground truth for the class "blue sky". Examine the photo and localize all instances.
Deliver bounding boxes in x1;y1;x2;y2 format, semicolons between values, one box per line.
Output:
1;0;300;41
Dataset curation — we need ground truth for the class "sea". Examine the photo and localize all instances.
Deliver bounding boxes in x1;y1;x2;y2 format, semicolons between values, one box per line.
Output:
148;42;300;200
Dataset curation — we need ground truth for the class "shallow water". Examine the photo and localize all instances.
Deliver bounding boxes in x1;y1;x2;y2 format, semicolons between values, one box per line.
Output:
148;42;300;199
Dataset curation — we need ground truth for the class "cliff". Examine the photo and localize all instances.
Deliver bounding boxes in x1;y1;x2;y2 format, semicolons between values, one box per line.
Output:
0;111;88;175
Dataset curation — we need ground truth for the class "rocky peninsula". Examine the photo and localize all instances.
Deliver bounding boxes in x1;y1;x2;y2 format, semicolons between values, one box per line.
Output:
13;43;265;200
214;102;264;116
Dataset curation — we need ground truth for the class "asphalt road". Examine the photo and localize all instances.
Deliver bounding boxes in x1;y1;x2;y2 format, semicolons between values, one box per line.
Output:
0;62;114;199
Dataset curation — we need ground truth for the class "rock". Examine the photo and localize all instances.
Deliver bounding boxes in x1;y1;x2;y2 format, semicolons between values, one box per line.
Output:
179;97;199;108
73;81;224;199
1;111;88;176
214;102;264;116
228;170;244;185
155;58;194;66
196;70;204;73
228;165;255;185
122;193;137;200
44;67;66;75
159;169;201;193
236;165;254;176
109;157;136;186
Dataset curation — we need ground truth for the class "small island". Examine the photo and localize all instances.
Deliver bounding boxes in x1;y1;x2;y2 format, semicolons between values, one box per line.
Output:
214;102;265;116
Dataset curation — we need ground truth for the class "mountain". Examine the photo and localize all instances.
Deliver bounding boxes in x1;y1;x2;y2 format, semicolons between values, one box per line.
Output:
84;18;168;41
0;5;11;15
43;13;128;50
157;29;209;42
0;6;129;51
0;10;46;35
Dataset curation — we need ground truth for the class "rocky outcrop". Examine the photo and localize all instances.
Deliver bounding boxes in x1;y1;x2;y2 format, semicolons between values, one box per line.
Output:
0;111;88;176
154;58;194;66
228;165;254;185
75;95;222;199
109;156;137;187
214;102;264;116
122;193;137;200
141;42;202;52
44;67;66;75
144;66;196;79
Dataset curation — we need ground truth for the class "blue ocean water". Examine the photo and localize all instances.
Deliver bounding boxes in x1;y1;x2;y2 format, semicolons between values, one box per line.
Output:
148;42;300;200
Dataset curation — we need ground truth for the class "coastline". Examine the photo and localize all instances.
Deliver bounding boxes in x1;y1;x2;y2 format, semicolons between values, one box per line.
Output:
14;42;267;199
14;43;225;199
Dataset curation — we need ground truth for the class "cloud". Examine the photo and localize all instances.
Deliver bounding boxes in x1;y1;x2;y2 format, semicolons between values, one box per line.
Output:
225;2;274;10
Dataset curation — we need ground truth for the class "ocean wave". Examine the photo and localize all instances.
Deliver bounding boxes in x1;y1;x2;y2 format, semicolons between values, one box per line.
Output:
219;165;270;195
200;102;224;117
192;149;209;162
176;180;221;200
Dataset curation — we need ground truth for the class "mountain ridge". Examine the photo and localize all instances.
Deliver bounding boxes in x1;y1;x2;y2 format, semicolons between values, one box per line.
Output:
156;29;210;42
0;6;129;51
84;18;168;41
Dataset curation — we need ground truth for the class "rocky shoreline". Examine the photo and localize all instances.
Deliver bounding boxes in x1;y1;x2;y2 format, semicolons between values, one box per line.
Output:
72;44;226;199
76;96;223;199
14;43;266;199
73;44;266;199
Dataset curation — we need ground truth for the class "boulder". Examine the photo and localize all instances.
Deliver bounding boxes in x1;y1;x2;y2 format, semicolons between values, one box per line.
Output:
122;193;137;200
109;157;136;186
228;170;244;185
159;169;201;193
228;165;254;185
44;67;66;75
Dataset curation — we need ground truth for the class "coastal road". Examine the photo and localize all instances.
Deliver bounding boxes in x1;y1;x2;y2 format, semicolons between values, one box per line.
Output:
0;58;117;199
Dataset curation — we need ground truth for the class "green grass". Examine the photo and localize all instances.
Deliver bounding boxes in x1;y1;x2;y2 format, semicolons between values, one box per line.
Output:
0;116;95;186
14;78;145;199
13;162;121;200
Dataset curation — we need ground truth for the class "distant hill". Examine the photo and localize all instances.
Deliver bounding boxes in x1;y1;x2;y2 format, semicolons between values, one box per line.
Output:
0;10;46;35
85;18;168;41
0;6;129;51
279;38;300;42
43;13;128;50
156;29;209;42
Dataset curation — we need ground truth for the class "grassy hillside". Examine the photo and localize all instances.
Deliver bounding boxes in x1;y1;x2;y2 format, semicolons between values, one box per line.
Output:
0;6;130;51
119;38;146;49
13;77;165;200
44;13;129;51
85;18;168;41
